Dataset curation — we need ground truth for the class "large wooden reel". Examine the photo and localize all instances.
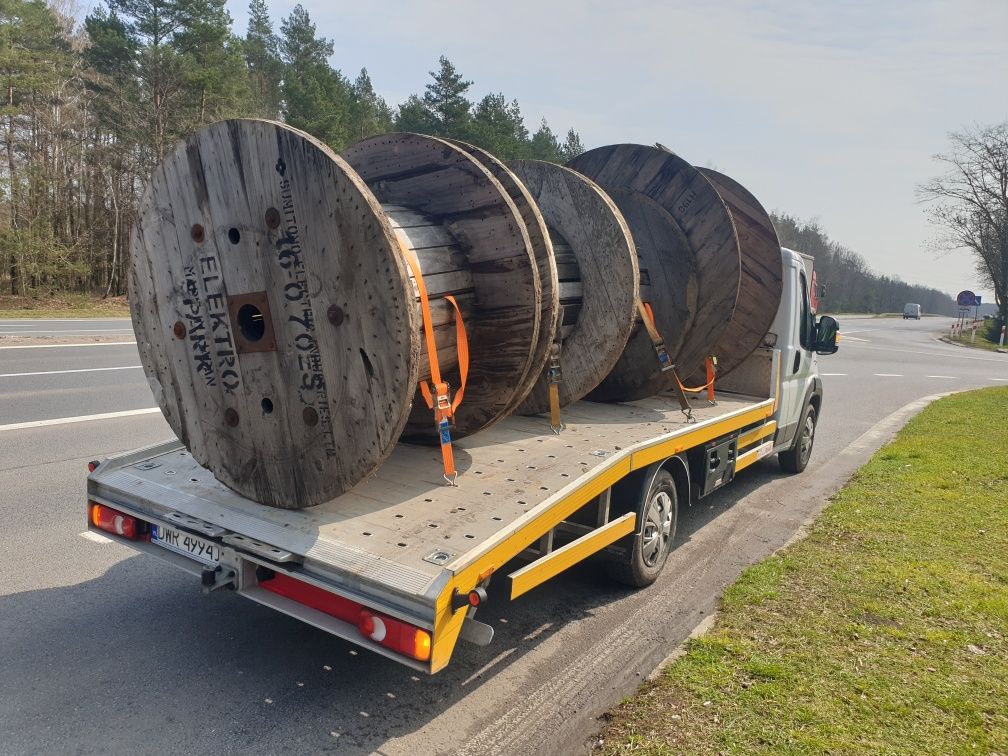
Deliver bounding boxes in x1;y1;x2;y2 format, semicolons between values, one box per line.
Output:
342;133;544;441
445;140;560;416
567;145;742;400
129;120;418;509
692;168;782;381
506;160;639;414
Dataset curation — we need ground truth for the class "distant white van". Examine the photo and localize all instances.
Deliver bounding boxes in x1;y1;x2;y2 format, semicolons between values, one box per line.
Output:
903;303;921;320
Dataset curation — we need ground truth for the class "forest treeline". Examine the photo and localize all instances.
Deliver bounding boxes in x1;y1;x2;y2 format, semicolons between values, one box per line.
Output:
772;214;957;316
2;0;957;316
1;0;584;297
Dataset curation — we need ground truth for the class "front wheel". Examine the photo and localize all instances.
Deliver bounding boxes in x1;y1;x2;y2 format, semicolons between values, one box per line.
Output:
608;469;678;588
779;403;817;473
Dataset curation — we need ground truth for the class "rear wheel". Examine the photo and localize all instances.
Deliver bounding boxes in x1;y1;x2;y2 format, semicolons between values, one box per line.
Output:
779;403;817;473
608;469;678;587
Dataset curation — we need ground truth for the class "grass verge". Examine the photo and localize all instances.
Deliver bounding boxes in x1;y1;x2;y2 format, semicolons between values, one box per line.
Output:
0;294;130;319
941;321;1007;353
598;387;1008;754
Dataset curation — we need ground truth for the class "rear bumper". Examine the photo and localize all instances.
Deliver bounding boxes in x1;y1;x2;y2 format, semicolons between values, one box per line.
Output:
85;494;436;672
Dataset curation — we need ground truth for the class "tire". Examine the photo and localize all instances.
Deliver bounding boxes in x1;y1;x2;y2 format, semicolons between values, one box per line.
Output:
779;402;817;473
608;469;678;588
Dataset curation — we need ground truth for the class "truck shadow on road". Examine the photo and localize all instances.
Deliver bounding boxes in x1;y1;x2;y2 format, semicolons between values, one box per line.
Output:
0;460;787;755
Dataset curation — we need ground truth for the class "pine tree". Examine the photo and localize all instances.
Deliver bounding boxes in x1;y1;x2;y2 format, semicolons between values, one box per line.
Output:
529;119;562;162
470;93;528;159
279;4;352;148
243;0;282;118
174;0;249;128
393;94;433;134
349;68;392;142
559;128;585;162
421;56;472;137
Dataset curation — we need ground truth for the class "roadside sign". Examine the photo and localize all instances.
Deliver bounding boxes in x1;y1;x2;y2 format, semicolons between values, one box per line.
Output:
957;290;977;307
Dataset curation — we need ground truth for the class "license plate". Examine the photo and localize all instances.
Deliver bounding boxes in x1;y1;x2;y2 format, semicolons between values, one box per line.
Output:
151;524;221;566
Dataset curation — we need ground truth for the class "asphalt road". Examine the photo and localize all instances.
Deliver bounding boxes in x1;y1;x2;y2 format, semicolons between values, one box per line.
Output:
0;318;133;337
1;316;1006;755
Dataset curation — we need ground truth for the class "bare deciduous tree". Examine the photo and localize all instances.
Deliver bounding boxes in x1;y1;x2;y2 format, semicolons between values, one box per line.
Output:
919;122;1008;329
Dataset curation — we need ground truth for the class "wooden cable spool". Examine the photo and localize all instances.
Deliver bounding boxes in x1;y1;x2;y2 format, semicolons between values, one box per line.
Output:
130;119;419;509
688;168;782;382
567;145;742;400
506;160;639;414
444;140;560;416
342;133;544;442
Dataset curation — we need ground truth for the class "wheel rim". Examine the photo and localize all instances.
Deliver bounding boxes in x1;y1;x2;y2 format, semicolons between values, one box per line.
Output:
799;413;815;464
641;490;674;567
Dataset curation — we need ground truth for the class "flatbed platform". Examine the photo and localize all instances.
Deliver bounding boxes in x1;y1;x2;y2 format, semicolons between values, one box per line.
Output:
90;391;772;606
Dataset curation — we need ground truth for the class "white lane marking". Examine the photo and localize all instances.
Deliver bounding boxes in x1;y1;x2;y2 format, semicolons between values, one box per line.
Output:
874;373;903;377
992;377;1008;382
0;365;142;378
0;318;130;323
842;341;1007;363
0;329;133;335
80;531;113;544
0;407;159;433
840;335;869;342
0;341;137;350
821;372;847;376
927;375;959;379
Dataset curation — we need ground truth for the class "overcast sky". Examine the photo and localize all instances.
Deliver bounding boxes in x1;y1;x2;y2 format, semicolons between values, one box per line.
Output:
229;0;1007;300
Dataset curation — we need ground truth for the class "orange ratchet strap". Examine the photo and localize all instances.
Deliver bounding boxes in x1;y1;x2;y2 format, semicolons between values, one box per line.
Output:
546;341;563;434
637;300;673;372
637;300;694;419
401;244;469;486
675;356;718;405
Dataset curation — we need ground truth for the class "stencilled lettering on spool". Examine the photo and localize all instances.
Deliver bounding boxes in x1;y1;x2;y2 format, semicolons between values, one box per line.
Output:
202;254;240;392
275;171;338;460
182;265;215;386
676;189;697;215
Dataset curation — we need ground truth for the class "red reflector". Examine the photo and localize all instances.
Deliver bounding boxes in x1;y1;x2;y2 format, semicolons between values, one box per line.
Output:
89;502;140;540
88;460;100;473
258;573;432;664
259;573;362;625
358;609;431;662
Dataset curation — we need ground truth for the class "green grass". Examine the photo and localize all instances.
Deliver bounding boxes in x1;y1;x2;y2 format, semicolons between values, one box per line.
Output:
942;321;1007;353
0;294;130;319
599;388;1008;754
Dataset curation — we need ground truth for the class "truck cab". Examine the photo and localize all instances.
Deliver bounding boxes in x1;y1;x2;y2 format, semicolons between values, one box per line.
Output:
767;248;837;472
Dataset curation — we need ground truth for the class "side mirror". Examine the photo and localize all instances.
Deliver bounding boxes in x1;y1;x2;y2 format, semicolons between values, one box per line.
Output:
814;315;839;355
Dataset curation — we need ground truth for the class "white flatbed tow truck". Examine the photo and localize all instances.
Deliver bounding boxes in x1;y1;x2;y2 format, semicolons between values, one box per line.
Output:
85;248;838;673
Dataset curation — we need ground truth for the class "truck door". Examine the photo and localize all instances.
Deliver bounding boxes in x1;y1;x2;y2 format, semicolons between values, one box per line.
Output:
777;259;816;447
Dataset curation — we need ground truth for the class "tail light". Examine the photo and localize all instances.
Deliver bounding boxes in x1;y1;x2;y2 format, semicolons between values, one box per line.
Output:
359;610;431;662
89;502;141;540
261;573;432;663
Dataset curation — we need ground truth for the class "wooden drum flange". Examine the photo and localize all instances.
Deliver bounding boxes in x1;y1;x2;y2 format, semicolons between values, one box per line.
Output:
446;140;560;416
568;145;742;399
342;133;544;441
129;119;418;509
690;168;782;382
507;160;639;414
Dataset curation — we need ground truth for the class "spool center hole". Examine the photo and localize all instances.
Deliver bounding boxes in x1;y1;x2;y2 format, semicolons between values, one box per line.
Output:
261;398;274;414
237;304;265;342
228;227;241;244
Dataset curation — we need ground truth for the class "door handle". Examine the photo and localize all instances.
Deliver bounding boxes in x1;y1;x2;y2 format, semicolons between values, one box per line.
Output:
793;350;801;374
